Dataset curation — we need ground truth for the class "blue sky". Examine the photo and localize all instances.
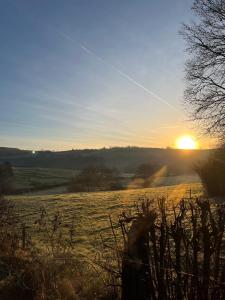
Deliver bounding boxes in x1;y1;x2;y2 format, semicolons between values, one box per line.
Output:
1;0;210;150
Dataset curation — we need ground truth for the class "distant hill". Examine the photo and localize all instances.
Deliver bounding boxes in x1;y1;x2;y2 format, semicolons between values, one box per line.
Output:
0;146;212;174
0;147;30;157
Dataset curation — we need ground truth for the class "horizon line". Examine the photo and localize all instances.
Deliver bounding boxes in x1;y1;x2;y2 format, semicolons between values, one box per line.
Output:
0;145;213;152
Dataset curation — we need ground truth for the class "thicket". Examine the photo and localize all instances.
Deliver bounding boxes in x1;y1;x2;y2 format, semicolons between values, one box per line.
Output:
0;162;14;195
133;163;163;188
195;149;225;197
68;165;122;192
104;196;225;299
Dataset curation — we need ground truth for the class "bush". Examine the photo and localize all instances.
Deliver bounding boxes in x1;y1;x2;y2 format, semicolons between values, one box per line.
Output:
68;165;122;192
133;163;164;188
0;162;14;195
195;149;225;197
104;197;225;299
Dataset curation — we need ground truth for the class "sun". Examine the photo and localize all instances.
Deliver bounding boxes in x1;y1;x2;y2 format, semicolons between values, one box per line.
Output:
176;135;198;150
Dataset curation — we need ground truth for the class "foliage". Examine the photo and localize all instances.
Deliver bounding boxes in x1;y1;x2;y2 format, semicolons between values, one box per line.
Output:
68;165;122;192
195;148;225;196
182;0;225;139
0;162;14;195
134;163;161;177
133;163;164;188
0;147;210;175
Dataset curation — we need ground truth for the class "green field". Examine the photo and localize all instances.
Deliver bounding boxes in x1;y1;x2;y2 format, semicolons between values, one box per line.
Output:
13;167;77;192
10;182;202;258
12;166;200;194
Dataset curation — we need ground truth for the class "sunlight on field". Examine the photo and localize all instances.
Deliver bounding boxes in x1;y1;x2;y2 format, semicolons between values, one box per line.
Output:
10;183;202;258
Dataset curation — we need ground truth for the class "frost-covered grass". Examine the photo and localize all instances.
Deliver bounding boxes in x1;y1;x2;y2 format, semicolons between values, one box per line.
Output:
9;183;202;257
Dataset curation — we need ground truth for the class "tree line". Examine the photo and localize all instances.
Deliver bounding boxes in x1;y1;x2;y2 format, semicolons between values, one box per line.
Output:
68;163;163;193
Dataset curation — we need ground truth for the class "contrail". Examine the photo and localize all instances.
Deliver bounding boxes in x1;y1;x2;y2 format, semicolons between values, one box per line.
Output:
79;43;178;111
60;32;178;111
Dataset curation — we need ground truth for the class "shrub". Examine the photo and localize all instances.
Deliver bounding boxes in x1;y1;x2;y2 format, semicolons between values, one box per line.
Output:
104;197;225;299
0;162;14;195
68;165;122;192
195;149;225;197
133;163;164;188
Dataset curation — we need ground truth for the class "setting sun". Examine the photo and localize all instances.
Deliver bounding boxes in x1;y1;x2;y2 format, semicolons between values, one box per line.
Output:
176;136;198;150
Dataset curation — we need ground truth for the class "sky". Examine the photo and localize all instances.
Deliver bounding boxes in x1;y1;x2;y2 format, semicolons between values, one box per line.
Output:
0;0;213;150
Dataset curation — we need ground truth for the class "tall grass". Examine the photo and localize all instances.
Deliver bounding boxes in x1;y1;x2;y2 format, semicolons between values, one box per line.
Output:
0;196;114;300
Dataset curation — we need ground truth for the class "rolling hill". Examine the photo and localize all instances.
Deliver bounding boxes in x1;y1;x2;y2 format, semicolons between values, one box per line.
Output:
0;146;211;174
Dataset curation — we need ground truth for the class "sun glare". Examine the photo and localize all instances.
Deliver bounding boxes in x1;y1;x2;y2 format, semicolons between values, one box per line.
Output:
176;136;198;150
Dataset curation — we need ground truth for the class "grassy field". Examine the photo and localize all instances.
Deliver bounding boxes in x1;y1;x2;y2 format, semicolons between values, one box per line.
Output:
13;167;77;192
9;182;202;259
12;166;200;194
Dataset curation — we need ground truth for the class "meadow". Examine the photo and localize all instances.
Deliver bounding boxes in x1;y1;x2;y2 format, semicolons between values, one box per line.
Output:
12;167;77;193
11;166;201;194
9;182;202;259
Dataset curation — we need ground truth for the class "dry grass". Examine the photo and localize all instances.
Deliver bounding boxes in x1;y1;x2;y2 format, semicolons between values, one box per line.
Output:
102;196;225;299
5;178;225;300
8;183;201;258
0;197;115;300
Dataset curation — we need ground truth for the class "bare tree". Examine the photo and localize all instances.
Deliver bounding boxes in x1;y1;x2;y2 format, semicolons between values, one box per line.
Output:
182;0;225;140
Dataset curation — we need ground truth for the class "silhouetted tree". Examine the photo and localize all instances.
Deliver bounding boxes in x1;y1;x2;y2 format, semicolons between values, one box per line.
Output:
182;0;225;139
134;163;159;180
133;163;161;188
0;162;14;195
195;148;225;196
68;165;122;192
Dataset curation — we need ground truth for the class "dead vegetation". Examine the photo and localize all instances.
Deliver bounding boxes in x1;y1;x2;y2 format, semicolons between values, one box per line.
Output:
0;196;114;300
2;190;225;299
103;195;225;299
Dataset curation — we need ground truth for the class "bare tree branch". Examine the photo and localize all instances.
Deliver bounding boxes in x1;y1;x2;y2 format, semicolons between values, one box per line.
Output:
181;0;225;140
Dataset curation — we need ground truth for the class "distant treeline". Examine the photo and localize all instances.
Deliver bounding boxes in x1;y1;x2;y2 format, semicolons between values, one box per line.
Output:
0;147;211;175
